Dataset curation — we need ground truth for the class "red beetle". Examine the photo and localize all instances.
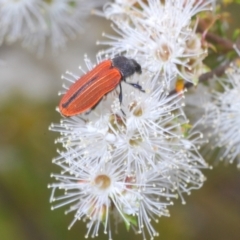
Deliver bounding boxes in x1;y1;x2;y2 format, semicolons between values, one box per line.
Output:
59;56;143;117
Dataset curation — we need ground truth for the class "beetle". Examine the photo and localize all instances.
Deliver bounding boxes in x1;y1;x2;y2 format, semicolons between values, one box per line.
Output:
59;56;144;117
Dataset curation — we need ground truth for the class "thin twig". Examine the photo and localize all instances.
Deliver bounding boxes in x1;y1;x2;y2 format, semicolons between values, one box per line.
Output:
169;60;231;96
204;32;234;52
197;19;234;52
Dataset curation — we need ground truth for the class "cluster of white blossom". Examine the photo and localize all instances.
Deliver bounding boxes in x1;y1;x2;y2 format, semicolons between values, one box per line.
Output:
0;0;104;55
49;1;216;239
197;46;240;168
49;64;207;239
97;0;214;88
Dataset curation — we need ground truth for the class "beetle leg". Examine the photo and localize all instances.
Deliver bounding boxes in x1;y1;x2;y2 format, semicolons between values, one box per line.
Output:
118;83;126;116
125;80;145;92
119;82;123;104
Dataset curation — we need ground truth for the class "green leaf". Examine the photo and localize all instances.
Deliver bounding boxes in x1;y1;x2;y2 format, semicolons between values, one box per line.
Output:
233;29;240;41
123;214;138;231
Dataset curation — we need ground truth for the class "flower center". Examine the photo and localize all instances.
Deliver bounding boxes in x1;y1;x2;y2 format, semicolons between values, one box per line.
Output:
186;35;200;52
109;114;126;132
129;136;142;147
156;43;172;62
129;101;143;116
94;174;111;190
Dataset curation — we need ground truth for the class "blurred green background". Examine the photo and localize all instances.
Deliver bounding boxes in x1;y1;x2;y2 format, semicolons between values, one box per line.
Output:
0;2;240;240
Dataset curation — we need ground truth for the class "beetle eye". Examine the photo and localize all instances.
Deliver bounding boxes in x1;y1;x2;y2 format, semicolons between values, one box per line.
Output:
135;63;142;74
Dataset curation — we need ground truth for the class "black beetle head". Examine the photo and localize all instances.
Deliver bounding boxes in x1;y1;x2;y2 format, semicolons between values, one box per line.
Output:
112;56;142;79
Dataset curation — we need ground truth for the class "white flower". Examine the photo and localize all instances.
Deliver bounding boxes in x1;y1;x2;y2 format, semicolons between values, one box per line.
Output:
0;0;44;44
49;161;176;239
49;56;208;238
97;0;213;87
200;54;240;168
0;0;105;55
